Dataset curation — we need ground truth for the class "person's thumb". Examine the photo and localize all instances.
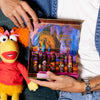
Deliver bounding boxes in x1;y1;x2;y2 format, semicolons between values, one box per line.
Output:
47;71;59;80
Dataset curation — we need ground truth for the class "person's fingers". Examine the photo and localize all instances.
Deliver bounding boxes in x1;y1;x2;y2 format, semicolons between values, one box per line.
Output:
13;10;26;28
30;79;55;89
47;71;60;81
21;1;38;22
16;4;33;32
30;79;48;86
9;16;20;27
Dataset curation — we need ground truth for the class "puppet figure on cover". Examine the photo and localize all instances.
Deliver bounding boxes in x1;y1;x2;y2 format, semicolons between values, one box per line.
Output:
0;27;38;100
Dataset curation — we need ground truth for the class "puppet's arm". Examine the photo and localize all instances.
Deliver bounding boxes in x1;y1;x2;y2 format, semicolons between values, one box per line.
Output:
17;62;38;91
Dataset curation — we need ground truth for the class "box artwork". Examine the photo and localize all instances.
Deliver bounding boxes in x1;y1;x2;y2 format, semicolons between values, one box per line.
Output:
28;19;83;79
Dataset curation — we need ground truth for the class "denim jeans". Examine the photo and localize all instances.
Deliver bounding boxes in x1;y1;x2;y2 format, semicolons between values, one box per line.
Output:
58;91;100;100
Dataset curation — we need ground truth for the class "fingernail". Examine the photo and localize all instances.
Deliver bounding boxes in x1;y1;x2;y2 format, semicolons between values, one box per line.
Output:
33;21;39;25
47;71;51;75
23;24;26;28
34;21;39;24
30;31;34;35
30;27;34;33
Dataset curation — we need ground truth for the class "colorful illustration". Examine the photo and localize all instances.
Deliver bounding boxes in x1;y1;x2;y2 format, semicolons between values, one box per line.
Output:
28;19;82;79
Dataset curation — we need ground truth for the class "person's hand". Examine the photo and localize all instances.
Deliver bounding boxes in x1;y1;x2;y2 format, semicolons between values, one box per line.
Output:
30;71;85;92
0;0;38;32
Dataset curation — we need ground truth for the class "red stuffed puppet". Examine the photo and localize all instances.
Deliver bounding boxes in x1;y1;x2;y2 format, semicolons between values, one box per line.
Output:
0;27;38;100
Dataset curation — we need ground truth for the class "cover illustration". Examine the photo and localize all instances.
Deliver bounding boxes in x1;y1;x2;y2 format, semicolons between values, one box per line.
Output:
28;19;82;79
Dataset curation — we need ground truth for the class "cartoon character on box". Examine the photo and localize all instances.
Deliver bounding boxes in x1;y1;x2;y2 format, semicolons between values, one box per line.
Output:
33;53;39;72
41;52;47;71
0;27;38;100
33;60;39;72
59;61;65;72
42;60;47;71
50;54;56;72
50;61;56;72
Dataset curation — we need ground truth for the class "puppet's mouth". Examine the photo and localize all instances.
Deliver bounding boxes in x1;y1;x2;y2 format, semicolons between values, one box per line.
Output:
2;51;18;60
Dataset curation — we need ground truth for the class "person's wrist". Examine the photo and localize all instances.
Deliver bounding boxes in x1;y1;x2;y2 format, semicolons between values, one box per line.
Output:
81;80;92;95
74;81;85;92
78;81;85;93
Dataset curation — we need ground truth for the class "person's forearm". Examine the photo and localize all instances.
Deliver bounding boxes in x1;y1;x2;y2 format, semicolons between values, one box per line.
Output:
89;75;100;91
73;75;100;93
80;75;100;94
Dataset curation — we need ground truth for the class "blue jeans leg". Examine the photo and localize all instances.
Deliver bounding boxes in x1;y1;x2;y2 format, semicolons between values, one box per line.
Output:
58;91;100;100
58;91;86;100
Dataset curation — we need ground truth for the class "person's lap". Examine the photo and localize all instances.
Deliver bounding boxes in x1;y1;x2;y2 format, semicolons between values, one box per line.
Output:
22;86;59;100
58;91;100;100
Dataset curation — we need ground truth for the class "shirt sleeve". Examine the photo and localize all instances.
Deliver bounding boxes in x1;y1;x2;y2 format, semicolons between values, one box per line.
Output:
17;62;31;84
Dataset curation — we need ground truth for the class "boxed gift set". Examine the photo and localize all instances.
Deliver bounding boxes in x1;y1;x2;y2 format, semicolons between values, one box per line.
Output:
28;19;83;79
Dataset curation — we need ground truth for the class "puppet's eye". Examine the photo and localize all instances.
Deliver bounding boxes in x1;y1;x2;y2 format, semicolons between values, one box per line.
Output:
0;35;8;43
9;35;17;42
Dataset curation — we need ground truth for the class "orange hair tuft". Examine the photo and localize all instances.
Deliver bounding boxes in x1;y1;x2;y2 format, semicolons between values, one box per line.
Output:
0;27;4;34
12;27;30;47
